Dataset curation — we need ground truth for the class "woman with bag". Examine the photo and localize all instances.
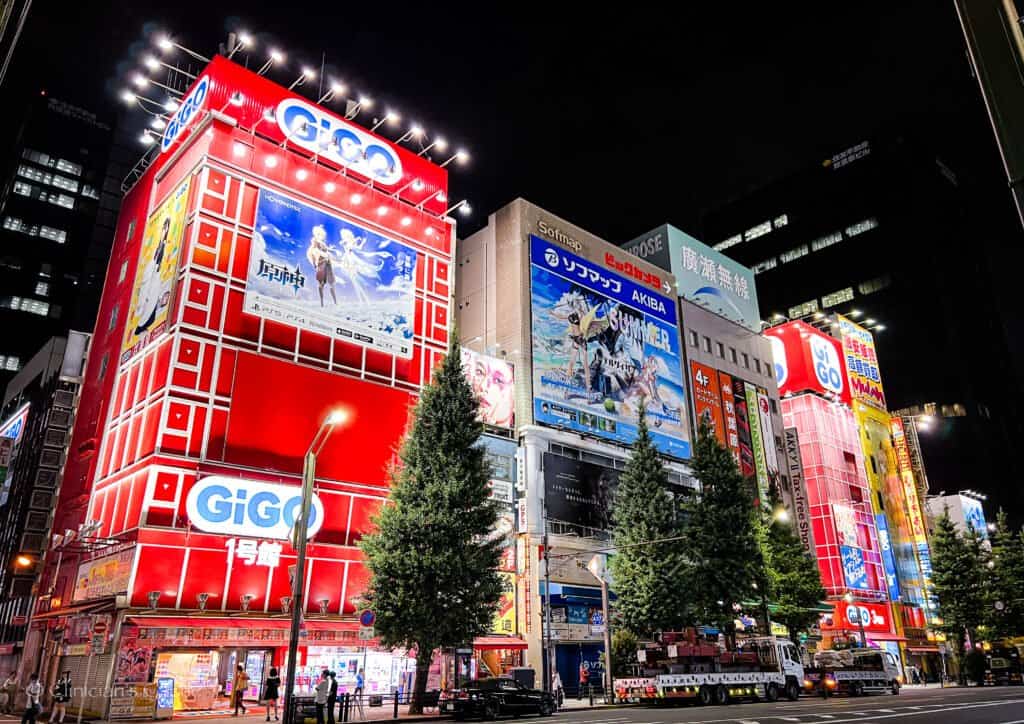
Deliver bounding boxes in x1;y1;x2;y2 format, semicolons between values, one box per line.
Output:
20;674;41;724
232;665;250;716
263;668;281;722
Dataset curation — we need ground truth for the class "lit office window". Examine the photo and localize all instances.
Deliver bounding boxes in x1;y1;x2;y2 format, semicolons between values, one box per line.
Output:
779;245;809;264
822;287;855;308
35;282;49;296
744;221;772;241
0;356;20;372
38;226;66;243
845;217;878;237
811;231;843;252
17;164;46;183
714;234;743;251
13;181;33;197
22;149;53;167
50;174;79;193
752;257;778;274
773;214;788;228
2;217;26;232
55;158;82;176
48;193;74;209
81;185;99;200
4;297;49;316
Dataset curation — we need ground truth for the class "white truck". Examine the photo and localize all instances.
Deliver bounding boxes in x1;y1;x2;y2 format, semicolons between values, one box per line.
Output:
802;649;902;697
614;635;805;705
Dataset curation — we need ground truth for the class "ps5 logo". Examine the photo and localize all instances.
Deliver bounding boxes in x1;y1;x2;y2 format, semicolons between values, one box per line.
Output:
809;335;844;396
276;98;403;186
161;76;209;153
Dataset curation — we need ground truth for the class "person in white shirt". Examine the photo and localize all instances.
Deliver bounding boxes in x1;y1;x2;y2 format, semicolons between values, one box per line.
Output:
314;671;330;724
21;674;41;724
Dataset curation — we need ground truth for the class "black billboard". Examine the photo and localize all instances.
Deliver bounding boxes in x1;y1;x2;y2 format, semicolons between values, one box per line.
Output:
542;453;619;530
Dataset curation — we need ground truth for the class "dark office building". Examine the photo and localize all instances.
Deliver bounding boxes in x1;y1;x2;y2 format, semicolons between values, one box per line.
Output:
0;90;120;389
0;333;88;672
700;134;1023;518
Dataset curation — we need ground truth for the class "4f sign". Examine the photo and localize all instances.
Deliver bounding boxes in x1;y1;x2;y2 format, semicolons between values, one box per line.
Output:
276;98;403;185
161;76;209;153
186;476;324;541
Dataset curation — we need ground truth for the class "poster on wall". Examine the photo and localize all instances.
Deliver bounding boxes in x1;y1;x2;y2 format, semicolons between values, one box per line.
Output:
744;384;770;506
718;373;741;463
690;361;726;446
543;453;620;530
841;545;870;590
244;188;419;359
530;235;690;459
755;388;780;482
73;549;134;602
122;178;192;363
493;572;516;634
875;514;902;602
461;348;515;428
115;626;153;684
731;379;756;479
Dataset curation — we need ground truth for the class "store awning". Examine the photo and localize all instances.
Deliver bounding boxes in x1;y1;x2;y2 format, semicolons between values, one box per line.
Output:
31;600;113;621
473;636;528;651
126;615;359;631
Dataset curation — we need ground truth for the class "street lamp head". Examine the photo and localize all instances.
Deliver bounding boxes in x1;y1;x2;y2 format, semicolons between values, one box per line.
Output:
15;555;31;568
156;35;173;52
325;410;348;426
773;507;790;523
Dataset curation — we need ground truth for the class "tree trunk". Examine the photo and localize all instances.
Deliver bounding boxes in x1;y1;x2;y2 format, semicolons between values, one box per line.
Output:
408;648;432;715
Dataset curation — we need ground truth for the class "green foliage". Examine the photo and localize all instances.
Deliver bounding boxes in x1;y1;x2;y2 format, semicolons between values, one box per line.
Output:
930;510;987;674
985;509;1024;639
609;409;694;635
610;629;639;678
359;336;502;710
688;418;762;635
760;487;827;637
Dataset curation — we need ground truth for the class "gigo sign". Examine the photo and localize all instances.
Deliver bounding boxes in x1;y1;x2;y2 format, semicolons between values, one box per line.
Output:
809;334;844;397
764;321;851;404
276;98;403;185
161;76;209;153
185;476;324;540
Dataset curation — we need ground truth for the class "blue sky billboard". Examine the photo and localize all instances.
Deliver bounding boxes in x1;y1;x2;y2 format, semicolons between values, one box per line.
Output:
244;189;418;358
529;235;691;459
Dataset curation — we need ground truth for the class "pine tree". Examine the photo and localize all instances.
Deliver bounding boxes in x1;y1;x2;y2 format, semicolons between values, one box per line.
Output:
930;510;986;680
358;336;502;713
609;408;694;636
985;510;1024;639
689;418;761;642
760;487;826;637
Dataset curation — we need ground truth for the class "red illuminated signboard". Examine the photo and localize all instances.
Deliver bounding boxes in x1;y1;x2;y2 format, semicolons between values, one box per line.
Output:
690;361;726;446
765;321;851;405
159;56;447;215
820;600;893;635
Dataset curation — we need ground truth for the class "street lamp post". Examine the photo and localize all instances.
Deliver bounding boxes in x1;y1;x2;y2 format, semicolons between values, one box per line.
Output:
844;592;867;647
282;411;346;724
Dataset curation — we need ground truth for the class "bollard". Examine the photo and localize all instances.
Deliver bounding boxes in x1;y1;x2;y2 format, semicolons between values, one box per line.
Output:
393;691;399;719
341;693;349;723
588;685;594;707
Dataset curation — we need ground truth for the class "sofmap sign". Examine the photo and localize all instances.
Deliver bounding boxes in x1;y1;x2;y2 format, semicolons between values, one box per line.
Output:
185;476;324;540
529;235;691;459
276;98;403;186
161;76;209;153
624;225;761;333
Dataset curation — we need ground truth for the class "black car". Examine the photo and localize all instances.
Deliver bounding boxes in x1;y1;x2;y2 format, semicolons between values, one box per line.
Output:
448;678;556;720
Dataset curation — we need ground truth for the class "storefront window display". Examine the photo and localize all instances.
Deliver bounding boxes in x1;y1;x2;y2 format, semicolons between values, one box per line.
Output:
292;648;416;696
154;652;220;711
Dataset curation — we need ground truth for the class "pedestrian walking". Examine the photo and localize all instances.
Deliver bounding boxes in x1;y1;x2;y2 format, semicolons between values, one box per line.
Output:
51;671;71;724
314;671;330;724
232;664;250;716
551;671;563;709
577;664;589;700
263;667;281;722
326;671;337;724
0;672;15;714
20;674;40;724
353;669;365;721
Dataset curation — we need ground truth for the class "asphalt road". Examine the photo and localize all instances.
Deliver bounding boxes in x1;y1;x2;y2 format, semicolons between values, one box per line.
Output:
555;687;1024;724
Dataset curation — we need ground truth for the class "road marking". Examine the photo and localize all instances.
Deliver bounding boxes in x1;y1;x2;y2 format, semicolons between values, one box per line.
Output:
816;716;836;719
782;699;1024;724
780;717;802;721
738;720;759;724
876;710;895;714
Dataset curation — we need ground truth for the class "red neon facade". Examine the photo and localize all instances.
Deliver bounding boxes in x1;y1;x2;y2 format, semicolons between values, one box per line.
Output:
36;56;453;709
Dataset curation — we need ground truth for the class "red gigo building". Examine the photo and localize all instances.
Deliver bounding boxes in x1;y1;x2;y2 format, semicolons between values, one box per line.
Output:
27;56;453;716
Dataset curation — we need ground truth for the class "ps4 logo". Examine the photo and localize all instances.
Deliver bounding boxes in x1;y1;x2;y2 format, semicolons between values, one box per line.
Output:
276;98;403;186
185;476;324;541
161;76;210;153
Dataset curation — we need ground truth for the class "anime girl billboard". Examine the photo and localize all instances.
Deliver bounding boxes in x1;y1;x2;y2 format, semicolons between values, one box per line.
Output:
244;189;418;359
529;235;691;459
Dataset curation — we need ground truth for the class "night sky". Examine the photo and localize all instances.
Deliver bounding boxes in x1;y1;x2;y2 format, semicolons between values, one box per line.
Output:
4;1;1007;242
4;3;1020;509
